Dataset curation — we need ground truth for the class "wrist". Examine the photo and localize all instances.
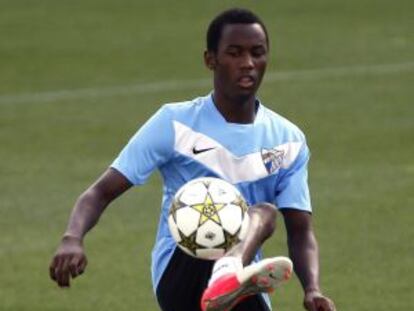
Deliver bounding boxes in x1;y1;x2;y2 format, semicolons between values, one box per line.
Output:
62;233;83;244
304;286;321;294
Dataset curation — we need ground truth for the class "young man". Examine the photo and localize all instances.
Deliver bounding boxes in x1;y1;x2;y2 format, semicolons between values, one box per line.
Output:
49;8;336;311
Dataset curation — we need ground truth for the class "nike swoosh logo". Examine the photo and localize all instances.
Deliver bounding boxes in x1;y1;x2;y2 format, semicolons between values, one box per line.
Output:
192;147;216;155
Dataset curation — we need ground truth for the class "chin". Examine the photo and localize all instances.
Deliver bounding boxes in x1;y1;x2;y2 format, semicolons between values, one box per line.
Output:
220;86;258;103
231;93;255;104
235;87;257;99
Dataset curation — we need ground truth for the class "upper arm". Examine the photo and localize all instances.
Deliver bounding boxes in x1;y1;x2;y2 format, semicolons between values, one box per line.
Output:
276;142;312;212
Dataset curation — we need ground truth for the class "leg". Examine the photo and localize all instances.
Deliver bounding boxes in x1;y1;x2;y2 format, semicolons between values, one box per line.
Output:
201;203;293;311
226;203;277;265
207;203;278;283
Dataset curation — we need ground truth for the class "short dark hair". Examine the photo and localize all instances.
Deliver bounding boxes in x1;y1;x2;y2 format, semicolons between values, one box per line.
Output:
206;8;269;53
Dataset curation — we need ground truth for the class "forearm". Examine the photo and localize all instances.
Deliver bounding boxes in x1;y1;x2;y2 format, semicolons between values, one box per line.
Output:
64;189;110;240
282;211;335;310
287;229;320;292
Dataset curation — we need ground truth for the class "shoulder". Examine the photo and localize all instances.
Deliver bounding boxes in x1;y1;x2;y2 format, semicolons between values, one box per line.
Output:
259;104;307;142
155;95;211;132
161;95;206;118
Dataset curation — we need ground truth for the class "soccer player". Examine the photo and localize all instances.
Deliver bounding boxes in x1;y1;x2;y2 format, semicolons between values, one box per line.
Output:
49;8;336;311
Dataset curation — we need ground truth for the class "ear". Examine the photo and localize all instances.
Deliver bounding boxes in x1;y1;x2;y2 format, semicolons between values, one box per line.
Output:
204;50;216;70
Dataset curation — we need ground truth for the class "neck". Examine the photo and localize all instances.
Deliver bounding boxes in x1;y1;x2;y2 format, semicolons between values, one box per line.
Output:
212;91;257;124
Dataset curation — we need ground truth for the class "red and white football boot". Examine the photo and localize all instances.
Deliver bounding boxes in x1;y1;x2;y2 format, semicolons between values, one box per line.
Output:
201;257;293;311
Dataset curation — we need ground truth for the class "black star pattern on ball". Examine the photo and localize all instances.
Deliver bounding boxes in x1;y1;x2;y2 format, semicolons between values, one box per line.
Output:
169;199;187;222
216;228;242;252
177;230;200;256
232;195;249;214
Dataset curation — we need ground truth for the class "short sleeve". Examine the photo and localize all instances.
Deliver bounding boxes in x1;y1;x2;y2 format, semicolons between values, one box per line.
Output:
275;143;312;212
111;106;174;185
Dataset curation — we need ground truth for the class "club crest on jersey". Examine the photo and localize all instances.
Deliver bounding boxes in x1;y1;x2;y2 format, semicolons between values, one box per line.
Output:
261;148;285;174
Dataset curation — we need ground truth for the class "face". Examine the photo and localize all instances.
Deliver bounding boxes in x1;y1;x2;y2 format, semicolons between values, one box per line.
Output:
205;23;268;101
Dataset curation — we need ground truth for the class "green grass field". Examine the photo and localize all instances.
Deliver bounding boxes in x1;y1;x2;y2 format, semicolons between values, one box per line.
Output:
1;0;413;310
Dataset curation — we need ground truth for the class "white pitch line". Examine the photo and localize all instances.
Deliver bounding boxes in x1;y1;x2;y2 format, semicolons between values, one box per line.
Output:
0;61;413;105
266;61;414;81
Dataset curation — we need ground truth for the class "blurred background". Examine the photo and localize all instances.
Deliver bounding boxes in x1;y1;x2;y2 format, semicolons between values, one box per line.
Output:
1;0;413;310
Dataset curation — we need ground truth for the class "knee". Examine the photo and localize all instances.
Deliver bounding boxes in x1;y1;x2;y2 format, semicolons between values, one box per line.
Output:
249;203;277;238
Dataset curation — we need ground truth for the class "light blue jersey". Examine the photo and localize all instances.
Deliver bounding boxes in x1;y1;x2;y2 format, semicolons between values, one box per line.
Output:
111;94;311;292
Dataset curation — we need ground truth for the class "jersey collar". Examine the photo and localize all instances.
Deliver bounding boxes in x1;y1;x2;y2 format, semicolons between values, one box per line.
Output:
206;93;263;127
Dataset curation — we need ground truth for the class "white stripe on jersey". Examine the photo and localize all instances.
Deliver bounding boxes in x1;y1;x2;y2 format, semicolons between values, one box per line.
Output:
173;121;303;184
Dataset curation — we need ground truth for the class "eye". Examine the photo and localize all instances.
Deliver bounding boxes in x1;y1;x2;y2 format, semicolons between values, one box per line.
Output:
227;52;239;57
251;47;266;57
225;48;241;57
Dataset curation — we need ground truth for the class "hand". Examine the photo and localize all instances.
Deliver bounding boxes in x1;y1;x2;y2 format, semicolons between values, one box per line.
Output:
304;289;336;311
49;235;88;287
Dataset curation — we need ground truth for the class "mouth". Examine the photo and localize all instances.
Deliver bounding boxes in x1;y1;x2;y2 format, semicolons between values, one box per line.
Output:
237;75;256;89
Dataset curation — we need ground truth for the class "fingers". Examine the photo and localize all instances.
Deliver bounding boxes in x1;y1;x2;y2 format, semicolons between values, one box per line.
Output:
78;256;88;275
304;292;336;311
314;296;336;311
49;256;68;287
49;254;87;287
58;258;71;287
69;255;88;278
49;256;58;281
69;256;80;278
304;299;317;311
51;255;70;287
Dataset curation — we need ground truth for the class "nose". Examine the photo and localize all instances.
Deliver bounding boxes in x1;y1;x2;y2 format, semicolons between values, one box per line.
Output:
240;52;254;69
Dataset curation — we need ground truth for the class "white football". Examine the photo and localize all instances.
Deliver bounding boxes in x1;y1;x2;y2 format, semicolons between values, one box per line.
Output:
168;177;250;260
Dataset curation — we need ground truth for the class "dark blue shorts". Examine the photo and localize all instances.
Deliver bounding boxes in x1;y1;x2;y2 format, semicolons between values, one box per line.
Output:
156;247;270;311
